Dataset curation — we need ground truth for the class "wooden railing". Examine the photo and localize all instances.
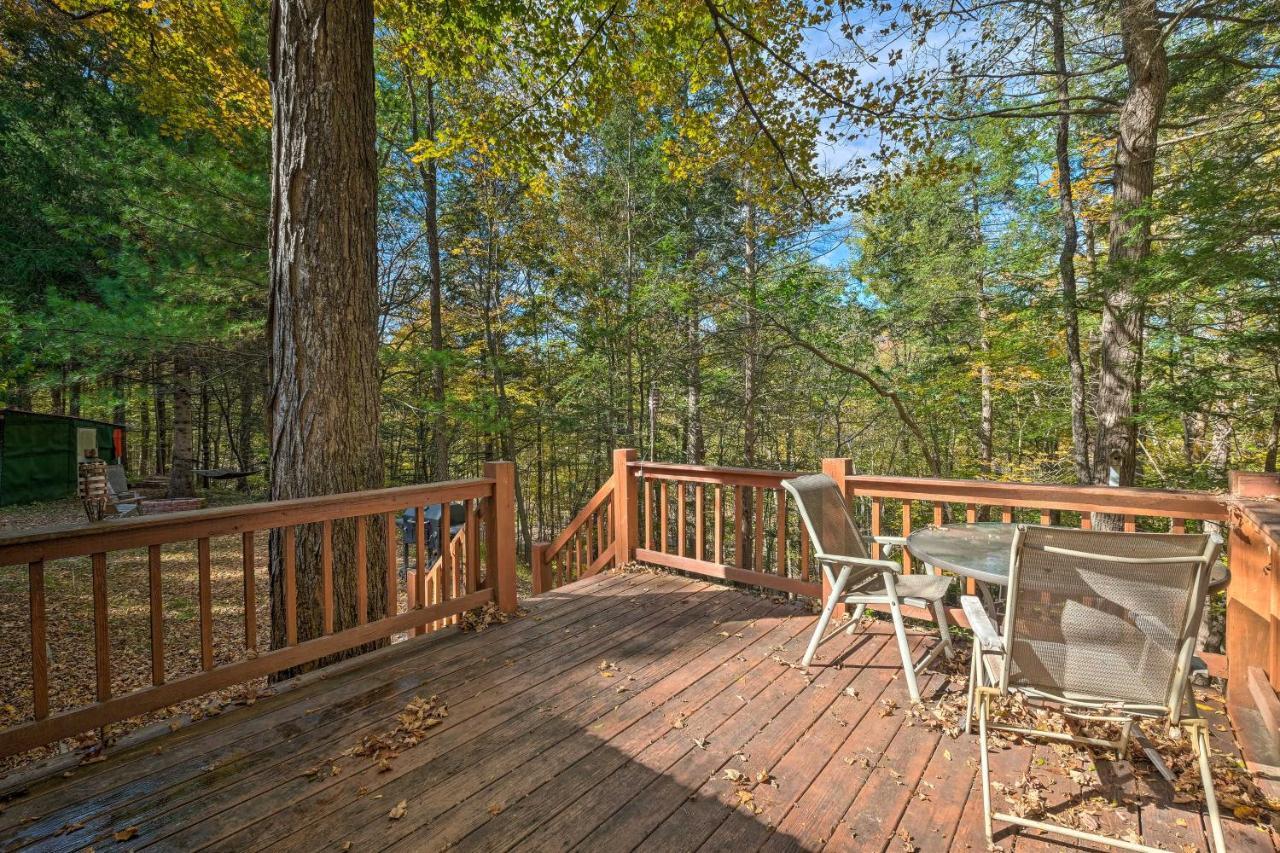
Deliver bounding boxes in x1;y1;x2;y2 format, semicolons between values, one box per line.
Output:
530;451;624;593
1224;472;1280;793
827;459;1230;596
0;461;518;759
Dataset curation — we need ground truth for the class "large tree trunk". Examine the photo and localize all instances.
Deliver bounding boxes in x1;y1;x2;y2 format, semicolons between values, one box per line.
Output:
112;373;127;469
406;74;449;481
168;359;196;498
1093;0;1167;520
268;0;384;658
1052;0;1091;484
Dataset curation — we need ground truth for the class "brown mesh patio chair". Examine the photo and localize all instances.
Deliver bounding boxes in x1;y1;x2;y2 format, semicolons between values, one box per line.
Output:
962;524;1224;852
782;475;952;703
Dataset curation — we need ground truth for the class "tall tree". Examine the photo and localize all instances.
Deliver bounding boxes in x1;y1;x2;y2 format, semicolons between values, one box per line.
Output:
267;0;385;653
1091;0;1168;500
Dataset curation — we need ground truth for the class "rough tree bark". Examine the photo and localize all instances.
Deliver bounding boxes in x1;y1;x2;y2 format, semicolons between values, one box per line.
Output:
1092;0;1168;524
268;0;385;658
168;359;196;498
1052;0;1091;484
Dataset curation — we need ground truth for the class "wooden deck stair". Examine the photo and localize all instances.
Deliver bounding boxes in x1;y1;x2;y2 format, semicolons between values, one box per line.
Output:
0;570;1270;852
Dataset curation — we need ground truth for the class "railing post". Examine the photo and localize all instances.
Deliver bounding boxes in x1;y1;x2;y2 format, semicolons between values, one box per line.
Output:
485;460;519;613
531;542;549;594
613;448;638;566
821;458;854;618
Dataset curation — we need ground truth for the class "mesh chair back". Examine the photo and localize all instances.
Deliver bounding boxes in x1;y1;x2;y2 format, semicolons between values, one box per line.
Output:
1004;525;1218;712
783;475;876;581
105;465;130;498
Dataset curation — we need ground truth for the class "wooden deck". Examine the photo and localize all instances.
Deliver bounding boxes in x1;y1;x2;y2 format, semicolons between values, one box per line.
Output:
0;569;1271;852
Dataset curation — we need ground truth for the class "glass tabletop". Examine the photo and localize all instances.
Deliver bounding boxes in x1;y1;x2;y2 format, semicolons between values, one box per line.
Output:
905;522;1230;591
905;523;1014;586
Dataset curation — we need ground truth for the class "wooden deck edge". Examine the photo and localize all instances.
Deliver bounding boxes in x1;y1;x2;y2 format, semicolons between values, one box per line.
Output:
636;548;821;598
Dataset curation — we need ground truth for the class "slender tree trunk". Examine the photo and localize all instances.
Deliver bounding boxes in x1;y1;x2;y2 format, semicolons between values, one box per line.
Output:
168;359;196;498
406;74;448;480
69;377;81;417
969;178;994;476
1052;0;1091;484
154;365;168;475
236;373;254;492
140;370;152;476
268;0;384;660
112;373;127;469
742;200;760;467
199;365;211;489
1093;0;1168;520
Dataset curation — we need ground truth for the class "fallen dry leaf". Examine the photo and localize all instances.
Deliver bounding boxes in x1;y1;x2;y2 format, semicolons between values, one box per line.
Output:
388;800;407;820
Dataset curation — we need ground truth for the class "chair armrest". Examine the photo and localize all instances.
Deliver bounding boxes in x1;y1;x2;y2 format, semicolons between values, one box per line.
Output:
821;554;901;573
872;535;906;557
961;595;1003;652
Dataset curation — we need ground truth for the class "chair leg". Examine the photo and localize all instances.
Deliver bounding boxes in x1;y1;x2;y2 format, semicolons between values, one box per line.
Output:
843;603;866;635
887;596;921;703
931;598;954;659
978;692;995;845
1195;722;1227;853
964;637;979;735
802;572;845;668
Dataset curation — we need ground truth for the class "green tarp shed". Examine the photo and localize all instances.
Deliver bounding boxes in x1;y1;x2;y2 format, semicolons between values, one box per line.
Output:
0;409;125;507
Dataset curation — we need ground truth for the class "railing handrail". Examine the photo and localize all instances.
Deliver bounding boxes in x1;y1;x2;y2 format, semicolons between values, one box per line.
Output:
0;478;496;566
545;478;614;560
630;460;804;489
844;474;1229;520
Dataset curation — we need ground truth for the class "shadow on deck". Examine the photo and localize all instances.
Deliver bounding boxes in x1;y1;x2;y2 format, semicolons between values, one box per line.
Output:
0;570;1272;852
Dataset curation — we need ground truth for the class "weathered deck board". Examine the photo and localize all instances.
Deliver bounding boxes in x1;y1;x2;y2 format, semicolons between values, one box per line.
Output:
0;569;1270;853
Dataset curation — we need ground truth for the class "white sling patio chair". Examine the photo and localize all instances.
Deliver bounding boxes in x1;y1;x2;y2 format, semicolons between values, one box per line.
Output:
782;475;953;703
963;525;1224;853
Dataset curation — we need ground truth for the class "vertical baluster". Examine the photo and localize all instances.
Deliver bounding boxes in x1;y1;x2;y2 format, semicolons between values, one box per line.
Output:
356;516;368;625
416;508;427;609
695;484;705;562
753;488;765;573
385;512;398;618
901;502;913;574
92;552;110;701
321;520;334;634
29;560;48;720
1040;509;1051;526
775;488;786;576
713;486;724;565
466;500;480;593
1002;506;1013;523
198;537;213;671
734;486;746;568
964;504;977;593
1171;517;1185;534
1124;515;1137;532
676;482;686;557
660;481;669;553
644;479;653;551
575;529;583;577
440;503;453;606
1080;513;1093;530
149;544;165;683
242;532;256;652
870;497;882;559
284;526;297;645
932;504;944;575
596;504;606;561
800;527;810;582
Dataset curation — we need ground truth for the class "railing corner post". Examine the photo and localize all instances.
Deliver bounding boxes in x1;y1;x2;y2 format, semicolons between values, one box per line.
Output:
820;458;854;617
484;460;519;613
613;448;639;566
531;542;549;595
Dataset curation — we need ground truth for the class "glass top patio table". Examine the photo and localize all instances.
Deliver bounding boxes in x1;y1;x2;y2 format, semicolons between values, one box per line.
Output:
905;522;1229;592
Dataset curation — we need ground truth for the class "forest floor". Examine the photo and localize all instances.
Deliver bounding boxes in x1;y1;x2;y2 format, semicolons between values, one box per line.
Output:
0;489;531;778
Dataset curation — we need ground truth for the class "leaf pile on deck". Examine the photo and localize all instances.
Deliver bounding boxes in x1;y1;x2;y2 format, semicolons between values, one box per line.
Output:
909;644;1280;836
458;601;524;632
333;694;448;773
